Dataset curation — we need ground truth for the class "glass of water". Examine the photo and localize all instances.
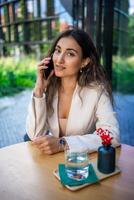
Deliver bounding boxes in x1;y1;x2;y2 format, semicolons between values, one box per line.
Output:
65;149;89;181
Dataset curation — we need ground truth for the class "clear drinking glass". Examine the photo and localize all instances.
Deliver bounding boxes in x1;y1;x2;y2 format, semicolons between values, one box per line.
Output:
65;149;89;181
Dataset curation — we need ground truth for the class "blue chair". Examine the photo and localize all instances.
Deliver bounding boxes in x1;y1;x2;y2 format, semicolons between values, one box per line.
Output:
24;133;31;142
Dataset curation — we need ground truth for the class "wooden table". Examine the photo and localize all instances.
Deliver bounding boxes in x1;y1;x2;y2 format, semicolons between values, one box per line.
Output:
0;142;134;200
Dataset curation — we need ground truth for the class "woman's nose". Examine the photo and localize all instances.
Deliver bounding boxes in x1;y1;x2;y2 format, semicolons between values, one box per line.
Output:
57;53;65;63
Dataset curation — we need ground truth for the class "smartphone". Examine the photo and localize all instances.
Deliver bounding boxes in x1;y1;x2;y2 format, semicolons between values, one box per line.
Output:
44;58;54;79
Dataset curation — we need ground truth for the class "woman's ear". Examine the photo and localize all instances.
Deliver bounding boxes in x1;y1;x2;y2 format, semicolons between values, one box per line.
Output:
82;57;90;68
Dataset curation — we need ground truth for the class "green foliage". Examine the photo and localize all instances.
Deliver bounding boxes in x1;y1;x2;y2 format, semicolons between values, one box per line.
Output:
1;55;134;97
113;56;134;93
40;43;51;58
0;56;37;97
128;15;134;55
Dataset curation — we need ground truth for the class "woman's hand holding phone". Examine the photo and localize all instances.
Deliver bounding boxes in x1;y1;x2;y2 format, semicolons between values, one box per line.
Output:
34;57;54;98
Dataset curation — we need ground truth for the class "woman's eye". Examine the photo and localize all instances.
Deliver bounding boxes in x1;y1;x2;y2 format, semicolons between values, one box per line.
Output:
67;52;75;57
54;49;61;54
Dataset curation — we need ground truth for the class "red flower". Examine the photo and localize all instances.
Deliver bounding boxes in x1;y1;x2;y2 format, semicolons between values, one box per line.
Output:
96;128;113;146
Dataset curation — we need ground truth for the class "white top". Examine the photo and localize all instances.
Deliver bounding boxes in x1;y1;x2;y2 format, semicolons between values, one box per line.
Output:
26;84;120;153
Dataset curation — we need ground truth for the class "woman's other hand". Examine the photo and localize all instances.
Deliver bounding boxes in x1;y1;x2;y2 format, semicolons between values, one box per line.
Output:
32;135;60;154
34;57;54;97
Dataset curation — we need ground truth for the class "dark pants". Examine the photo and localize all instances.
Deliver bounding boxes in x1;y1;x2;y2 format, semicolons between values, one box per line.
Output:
24;133;31;142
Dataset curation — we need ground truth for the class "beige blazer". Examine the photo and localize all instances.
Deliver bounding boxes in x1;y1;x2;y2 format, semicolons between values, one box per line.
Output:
26;85;120;152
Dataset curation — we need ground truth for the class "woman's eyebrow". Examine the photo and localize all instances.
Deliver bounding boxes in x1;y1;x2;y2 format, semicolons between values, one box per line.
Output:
67;48;78;54
55;45;61;49
55;45;78;54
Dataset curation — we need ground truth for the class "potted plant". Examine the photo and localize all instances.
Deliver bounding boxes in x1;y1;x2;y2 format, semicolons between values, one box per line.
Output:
96;128;115;174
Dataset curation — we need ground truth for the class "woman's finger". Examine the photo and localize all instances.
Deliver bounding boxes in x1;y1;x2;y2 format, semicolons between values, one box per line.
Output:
33;136;45;144
38;65;48;70
38;60;49;66
33;136;59;154
37;144;46;150
38;57;51;66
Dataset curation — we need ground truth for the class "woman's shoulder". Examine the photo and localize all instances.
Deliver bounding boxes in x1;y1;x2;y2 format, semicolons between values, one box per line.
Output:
76;83;105;102
80;83;105;94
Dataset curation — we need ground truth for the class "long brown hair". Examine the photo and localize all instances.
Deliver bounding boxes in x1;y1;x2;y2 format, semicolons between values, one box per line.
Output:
45;29;113;115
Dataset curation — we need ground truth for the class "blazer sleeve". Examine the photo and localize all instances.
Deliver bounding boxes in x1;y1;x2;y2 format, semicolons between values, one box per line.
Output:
26;93;47;140
64;91;120;153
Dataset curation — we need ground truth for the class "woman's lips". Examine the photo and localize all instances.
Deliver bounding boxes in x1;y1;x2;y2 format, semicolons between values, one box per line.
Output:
55;65;66;71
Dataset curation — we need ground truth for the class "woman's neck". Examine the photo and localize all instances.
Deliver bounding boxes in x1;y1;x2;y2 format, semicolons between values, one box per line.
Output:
60;77;77;94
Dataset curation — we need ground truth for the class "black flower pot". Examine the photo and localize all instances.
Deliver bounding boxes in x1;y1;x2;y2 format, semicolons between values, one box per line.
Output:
97;145;115;174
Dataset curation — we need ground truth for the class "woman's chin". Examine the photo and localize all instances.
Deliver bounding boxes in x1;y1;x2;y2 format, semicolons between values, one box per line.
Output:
54;72;64;77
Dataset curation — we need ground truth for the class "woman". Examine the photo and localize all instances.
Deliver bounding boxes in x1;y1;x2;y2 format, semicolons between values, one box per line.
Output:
26;29;120;154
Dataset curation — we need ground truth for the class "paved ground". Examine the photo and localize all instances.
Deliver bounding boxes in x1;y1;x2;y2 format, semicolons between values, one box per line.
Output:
0;90;32;148
114;93;134;146
0;90;134;148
